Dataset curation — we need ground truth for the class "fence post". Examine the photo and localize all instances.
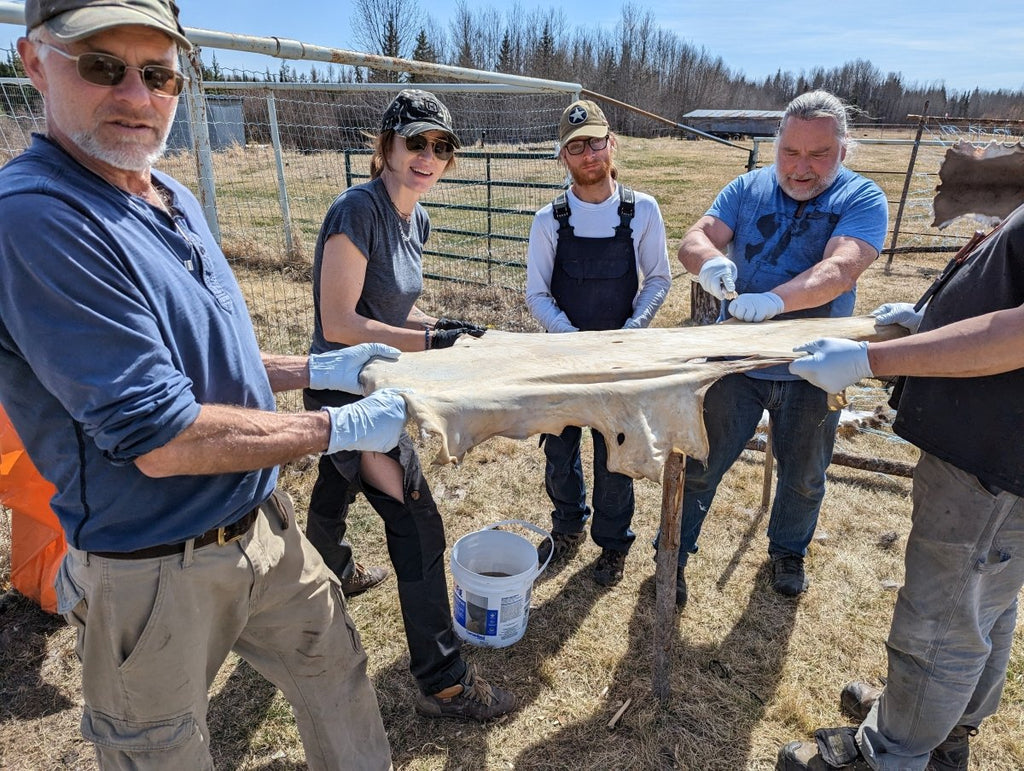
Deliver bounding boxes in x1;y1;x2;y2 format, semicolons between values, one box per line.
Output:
265;90;295;257
181;48;221;243
486;153;493;285
344;150;353;189
885;101;929;271
747;140;760;172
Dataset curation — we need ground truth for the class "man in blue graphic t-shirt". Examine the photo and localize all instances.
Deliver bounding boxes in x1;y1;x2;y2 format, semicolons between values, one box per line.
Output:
668;90;888;605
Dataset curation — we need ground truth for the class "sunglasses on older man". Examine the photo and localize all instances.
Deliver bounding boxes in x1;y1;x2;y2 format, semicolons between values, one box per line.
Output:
404;134;455;161
39;43;185;97
565;135;610;155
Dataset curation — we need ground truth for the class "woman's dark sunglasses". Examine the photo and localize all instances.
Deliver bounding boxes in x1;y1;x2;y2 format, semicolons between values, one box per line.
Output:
40;43;185;97
565;135;610;155
404;134;455;161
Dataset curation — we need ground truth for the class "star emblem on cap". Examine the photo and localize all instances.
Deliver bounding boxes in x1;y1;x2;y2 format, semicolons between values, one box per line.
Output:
567;106;589;125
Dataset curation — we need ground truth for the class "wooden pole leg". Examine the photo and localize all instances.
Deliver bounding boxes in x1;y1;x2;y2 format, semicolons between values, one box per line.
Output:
760;418;774;512
653;450;686;704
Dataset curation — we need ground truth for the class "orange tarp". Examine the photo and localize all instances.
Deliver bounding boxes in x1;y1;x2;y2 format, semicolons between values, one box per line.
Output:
0;405;65;613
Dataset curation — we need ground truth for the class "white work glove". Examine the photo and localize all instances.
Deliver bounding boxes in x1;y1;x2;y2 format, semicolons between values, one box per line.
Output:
871;302;925;334
323;388;408;454
789;338;873;393
308;343;401;394
696;255;738;300
728;292;785;323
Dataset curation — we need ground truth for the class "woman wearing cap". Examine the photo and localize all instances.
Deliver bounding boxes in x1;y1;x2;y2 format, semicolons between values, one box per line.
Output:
303;89;513;722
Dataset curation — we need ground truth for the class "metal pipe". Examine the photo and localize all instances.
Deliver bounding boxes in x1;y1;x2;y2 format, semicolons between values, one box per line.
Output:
181;48;221;242
185;28;581;94
0;1;580;93
266;90;295;256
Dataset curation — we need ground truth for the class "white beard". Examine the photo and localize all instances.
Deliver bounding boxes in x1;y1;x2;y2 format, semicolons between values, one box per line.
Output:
68;126;170;172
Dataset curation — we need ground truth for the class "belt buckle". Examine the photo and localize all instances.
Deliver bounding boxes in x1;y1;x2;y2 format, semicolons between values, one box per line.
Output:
217;523;245;546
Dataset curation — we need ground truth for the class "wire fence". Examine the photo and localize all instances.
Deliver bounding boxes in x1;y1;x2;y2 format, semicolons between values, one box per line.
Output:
4;4;1024;353
752;123;1024;261
0;76;575;354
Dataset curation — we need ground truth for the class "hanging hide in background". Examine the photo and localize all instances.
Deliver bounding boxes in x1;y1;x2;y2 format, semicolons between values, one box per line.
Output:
933;140;1024;229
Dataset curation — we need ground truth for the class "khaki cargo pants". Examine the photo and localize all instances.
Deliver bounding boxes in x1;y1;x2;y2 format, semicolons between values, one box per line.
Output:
57;489;392;770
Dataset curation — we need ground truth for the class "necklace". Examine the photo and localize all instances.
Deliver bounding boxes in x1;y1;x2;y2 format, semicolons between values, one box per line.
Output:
389;197;414;243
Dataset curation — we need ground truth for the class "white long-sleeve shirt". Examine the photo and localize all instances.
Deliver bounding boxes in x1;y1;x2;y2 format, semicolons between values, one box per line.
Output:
525;185;672;333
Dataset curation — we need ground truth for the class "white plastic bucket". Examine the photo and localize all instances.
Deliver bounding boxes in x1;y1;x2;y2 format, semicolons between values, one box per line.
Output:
451;519;552;648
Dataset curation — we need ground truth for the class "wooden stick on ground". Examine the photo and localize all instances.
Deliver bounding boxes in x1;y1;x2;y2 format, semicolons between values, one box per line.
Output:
653;450;686;704
606;697;632;730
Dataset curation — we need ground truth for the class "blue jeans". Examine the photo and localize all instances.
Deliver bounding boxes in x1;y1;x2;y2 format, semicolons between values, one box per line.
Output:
543;426;636;553
678;373;840;565
857;453;1024;771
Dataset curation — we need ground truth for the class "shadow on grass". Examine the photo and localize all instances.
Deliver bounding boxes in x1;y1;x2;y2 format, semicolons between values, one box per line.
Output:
383;563;606;770
0;590;71;721
208;658;284;770
513;564;798;770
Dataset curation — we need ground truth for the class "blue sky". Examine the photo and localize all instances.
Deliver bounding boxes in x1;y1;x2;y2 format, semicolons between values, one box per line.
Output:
3;1;1023;93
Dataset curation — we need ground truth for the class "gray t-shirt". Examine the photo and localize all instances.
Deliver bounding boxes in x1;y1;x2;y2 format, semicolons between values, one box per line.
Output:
310;176;429;354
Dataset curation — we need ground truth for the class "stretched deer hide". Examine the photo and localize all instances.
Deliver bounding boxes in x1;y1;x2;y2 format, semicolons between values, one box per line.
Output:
933;140;1024;229
361;316;905;481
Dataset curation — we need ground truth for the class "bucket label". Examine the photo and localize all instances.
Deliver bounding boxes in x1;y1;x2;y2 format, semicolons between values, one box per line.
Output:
454;588;498;636
501;593;523;621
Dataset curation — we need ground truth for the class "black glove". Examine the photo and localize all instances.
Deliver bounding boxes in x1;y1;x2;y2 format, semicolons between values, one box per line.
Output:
429;328;470;349
435;317;487;337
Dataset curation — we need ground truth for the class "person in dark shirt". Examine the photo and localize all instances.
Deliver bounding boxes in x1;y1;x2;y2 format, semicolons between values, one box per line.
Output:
778;205;1024;771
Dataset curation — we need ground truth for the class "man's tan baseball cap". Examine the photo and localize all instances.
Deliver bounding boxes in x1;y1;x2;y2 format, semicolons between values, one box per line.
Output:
25;0;192;51
558;99;609;148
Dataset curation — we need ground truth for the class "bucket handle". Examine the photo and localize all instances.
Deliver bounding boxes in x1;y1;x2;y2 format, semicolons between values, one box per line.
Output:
485;519;554;578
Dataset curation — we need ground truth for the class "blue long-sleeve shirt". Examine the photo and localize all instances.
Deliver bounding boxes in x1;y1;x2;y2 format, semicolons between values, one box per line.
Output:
0;135;276;551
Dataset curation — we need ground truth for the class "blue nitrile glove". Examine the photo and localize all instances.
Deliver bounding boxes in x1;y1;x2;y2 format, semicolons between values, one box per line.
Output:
871;302;925;333
696;255;738;300
789;338;873;393
308;343;401;394
435;317;487;337
728;292;785;322
622;317;642;329
323;388;408;454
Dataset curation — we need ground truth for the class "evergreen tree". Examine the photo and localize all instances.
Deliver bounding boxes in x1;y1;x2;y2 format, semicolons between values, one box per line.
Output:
497;30;515;74
410;29;438;84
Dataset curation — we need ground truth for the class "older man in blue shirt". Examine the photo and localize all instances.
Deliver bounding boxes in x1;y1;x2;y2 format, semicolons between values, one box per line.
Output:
0;1;404;768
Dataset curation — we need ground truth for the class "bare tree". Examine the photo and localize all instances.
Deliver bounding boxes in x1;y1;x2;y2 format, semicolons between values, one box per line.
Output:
350;0;424;80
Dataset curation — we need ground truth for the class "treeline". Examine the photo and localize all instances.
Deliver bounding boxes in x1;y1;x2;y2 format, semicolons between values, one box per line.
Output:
209;0;1023;132
0;47;24;78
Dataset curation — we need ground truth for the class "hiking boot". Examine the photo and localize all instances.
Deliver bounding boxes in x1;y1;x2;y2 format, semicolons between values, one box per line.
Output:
415;664;516;722
840;680;882;723
537;530;586;566
340;562;389;597
771;555;809;596
839;681;973;770
777;727;871;770
927;725;976;771
676;565;688;607
593;548;626;586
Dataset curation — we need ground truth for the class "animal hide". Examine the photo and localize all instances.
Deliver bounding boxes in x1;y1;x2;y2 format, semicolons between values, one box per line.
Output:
933;140;1024;229
361;316;905;481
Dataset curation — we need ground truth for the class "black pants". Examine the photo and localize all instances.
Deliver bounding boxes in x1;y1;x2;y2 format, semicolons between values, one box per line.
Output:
303;388;466;695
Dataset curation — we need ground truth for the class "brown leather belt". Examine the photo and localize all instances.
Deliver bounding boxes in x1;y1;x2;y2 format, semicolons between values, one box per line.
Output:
92;506;261;560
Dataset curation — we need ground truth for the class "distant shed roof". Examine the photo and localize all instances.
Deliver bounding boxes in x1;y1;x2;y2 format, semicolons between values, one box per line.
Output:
683;109;786;119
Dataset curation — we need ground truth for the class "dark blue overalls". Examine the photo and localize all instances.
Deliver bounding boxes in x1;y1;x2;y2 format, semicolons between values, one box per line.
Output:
542;185;638;553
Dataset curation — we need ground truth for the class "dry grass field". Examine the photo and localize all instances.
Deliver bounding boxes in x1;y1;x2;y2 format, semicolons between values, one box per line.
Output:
1;134;1022;770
